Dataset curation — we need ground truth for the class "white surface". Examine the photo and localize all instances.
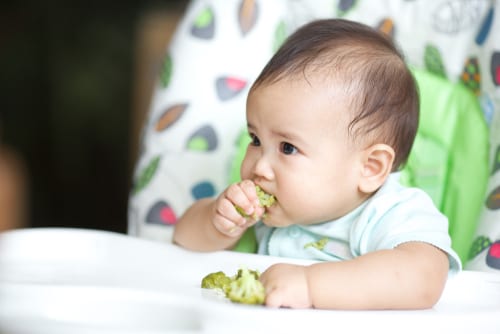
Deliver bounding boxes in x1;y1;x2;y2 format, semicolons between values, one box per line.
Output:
0;228;499;333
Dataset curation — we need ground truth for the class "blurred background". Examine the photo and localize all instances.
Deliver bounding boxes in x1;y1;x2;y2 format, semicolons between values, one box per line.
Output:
0;0;188;233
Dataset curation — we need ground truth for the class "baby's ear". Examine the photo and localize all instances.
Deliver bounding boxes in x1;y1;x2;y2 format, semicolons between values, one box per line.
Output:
358;144;395;194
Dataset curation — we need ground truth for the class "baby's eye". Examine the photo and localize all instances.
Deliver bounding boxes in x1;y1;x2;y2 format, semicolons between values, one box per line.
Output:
280;142;298;155
249;133;261;146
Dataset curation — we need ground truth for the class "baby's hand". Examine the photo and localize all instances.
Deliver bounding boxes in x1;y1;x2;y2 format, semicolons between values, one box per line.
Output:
212;180;264;237
260;263;312;308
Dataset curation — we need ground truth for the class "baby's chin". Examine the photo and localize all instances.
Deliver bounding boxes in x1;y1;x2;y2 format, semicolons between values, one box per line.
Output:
261;210;322;227
261;219;292;228
260;211;295;228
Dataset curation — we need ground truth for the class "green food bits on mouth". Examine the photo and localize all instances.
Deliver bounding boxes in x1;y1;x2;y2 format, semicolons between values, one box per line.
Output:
255;185;276;207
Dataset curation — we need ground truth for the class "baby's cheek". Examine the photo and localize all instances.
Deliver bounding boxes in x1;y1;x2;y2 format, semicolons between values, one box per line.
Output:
239;158;252;180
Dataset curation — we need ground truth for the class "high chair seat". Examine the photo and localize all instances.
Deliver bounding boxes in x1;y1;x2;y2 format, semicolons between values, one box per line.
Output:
129;0;500;272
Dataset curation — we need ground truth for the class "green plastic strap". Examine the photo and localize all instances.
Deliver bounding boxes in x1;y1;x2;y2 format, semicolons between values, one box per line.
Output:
401;69;489;265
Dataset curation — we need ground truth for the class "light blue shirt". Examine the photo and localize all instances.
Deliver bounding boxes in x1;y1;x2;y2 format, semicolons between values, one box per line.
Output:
255;173;462;273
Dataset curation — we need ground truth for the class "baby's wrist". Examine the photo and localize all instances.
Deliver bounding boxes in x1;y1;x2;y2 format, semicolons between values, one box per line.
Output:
303;265;315;307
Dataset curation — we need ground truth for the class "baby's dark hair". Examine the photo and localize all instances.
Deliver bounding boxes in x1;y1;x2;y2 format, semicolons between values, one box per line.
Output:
250;19;419;171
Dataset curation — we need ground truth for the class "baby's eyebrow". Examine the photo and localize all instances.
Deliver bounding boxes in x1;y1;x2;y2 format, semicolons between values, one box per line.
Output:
272;129;301;142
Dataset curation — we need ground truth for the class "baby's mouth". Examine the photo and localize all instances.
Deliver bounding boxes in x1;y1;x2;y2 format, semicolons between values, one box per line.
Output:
255;185;276;208
255;186;276;220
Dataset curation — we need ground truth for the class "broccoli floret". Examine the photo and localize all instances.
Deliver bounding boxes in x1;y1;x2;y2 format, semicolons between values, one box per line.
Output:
201;268;265;305
201;271;232;294
227;268;265;305
255;185;276;208
234;268;260;280
235;185;276;219
235;205;253;219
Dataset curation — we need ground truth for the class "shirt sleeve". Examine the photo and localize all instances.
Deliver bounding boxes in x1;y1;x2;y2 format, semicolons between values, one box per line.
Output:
350;184;462;274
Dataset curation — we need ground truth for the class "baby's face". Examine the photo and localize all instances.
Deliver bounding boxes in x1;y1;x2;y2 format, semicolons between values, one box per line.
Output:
242;77;369;227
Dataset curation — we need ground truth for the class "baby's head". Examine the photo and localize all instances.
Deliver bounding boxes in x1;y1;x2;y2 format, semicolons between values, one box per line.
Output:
250;18;419;171
243;19;419;226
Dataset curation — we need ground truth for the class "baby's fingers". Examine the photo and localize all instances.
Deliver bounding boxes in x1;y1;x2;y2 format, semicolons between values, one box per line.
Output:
213;215;245;237
213;197;247;235
239;180;259;201
263;286;283;308
226;181;257;217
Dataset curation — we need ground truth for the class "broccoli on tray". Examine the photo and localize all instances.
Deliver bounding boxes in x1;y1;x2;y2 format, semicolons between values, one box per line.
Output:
200;271;232;294
201;268;265;305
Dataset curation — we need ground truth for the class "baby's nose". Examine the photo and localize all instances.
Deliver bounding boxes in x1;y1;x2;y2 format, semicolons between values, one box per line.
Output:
253;155;274;180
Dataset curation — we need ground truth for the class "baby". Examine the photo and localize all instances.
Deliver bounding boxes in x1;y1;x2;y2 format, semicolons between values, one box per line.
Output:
174;18;461;309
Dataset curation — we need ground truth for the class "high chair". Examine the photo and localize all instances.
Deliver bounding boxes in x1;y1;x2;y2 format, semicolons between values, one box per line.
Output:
128;0;500;271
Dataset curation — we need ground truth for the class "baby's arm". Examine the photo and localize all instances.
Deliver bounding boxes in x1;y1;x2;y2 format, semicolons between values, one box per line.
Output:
173;180;264;251
260;241;449;309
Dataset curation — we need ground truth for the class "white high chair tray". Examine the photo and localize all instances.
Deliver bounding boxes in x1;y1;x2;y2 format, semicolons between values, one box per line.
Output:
0;228;499;333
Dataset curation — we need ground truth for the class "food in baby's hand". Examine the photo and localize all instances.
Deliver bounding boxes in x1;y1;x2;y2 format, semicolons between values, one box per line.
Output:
201;267;265;305
255;185;276;208
235;185;276;219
